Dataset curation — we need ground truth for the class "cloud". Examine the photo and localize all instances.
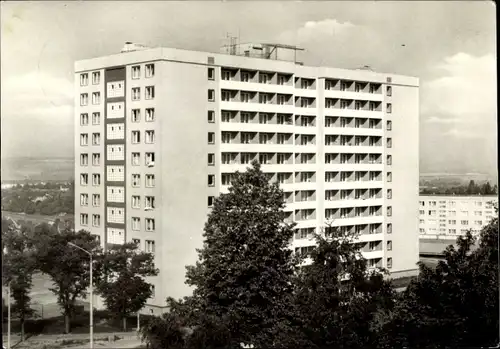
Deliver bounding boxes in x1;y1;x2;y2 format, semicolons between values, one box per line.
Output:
421;53;496;121
1;71;74;158
442;128;482;139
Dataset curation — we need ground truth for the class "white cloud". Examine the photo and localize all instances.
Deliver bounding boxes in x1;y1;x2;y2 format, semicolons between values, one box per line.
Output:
421;53;496;120
442;128;481;139
1;71;74;158
2;71;73;110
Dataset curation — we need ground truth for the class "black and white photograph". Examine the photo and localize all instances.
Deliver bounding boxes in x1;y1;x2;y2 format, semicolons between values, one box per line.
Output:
1;1;497;348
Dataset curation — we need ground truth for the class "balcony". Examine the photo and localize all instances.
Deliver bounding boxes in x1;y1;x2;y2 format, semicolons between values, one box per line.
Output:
323;180;384;190
361;250;384;260
323;198;383;209
324;127;384;137
324;90;384;102
220;80;295;95
220;122;295;133
324;108;384;119
328;215;384;227
323;145;384;154
220;101;295;114
294;88;317;98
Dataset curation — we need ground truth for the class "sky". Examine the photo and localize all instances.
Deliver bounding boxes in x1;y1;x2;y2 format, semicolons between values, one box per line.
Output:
1;1;497;175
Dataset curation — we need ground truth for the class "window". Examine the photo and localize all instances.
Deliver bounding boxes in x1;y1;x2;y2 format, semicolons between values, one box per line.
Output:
241;92;250;103
130;88;141;102
146;108;155;122
80;214;89;226
387;223;392;234
387;138;392;148
145;130;155;144
387;155;392;166
92;72;100;84
461;220;469;225
132;217;141;231
132;153;140;166
92;174;101;186
208;196;215;207
132;109;140;122
80;154;89;166
92;92;101;105
221;70;231;80
208;110;215;123
449;220;457;225
132;196;141;209
240;113;250;123
386;103;392;113
387;172;392;182
387;241;392;251
145;196;155;210
387;120;392;131
208;132;215;144
221;90;231;101
387;257;392;269
91;155;102;170
386;86;392;96
132;174;141;187
145;86;155;99
208;175;215;187
146;174;155;188
208;68;215;80
92;133;101;145
145;64;155;78
208;153;215;166
146;152;155;166
475;220;483;225
132;66;141;79
92;112;100;125
387;206;392;217
241;71;250;82
145;218;155;232
132;131;141;144
208;89;215;101
80;133;89;146
80;113;89;126
89;194;100;208
92;214;101;227
145;240;155;253
80;194;89;206
387;189;392;199
259;73;269;84
80;93;88;106
80;73;88;86
80;174;89;186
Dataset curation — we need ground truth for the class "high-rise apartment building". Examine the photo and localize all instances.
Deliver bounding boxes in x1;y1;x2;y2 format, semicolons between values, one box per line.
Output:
419;195;497;240
75;43;420;312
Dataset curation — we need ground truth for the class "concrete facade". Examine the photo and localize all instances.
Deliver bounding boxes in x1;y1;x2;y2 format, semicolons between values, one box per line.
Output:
74;45;420;311
419;195;498;240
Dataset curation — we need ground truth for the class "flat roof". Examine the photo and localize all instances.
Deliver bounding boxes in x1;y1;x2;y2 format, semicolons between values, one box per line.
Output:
75;46;419;86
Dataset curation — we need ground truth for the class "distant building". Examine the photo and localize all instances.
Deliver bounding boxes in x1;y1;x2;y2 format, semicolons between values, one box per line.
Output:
75;42;420;312
419;195;498;240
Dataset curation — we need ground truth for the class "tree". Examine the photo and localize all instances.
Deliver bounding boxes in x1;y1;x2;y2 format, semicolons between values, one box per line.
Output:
379;215;499;348
2;219;37;340
24;202;36;214
183;160;298;347
34;228;101;333
292;226;396;348
95;242;158;331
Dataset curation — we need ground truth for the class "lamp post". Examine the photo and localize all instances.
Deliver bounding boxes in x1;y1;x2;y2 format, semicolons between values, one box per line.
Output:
7;281;11;349
68;242;93;349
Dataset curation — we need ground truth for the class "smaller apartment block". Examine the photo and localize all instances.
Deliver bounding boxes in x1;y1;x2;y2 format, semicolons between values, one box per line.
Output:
419;195;498;240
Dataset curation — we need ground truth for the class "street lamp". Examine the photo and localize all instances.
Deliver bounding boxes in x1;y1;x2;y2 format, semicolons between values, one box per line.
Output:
68;242;93;349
